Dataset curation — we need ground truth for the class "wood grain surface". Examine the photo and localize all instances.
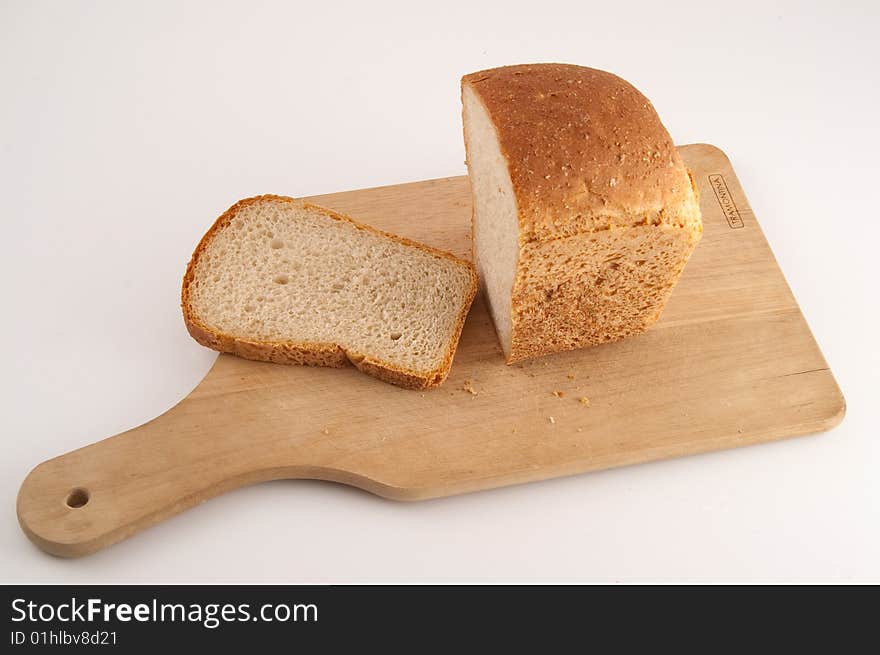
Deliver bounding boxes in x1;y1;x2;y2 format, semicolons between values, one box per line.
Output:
17;144;845;557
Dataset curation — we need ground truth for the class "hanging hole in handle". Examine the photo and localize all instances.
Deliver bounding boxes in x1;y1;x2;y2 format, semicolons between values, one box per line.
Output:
65;488;90;509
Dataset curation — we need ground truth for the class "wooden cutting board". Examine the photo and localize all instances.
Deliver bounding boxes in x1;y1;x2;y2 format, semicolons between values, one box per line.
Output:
17;144;845;557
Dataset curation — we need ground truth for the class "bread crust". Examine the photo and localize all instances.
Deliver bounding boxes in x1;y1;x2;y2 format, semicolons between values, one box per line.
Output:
181;195;477;389
462;64;702;363
462;63;701;241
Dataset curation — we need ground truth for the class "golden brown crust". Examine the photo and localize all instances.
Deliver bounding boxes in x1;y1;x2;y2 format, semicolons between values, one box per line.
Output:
462;63;699;242
505;223;702;363
181;195;478;389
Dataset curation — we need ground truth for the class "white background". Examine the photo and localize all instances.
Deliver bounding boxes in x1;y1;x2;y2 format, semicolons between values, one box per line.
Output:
2;0;877;583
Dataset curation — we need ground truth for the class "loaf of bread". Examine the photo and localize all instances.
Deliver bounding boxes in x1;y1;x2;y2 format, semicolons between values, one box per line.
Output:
461;63;702;362
182;195;477;389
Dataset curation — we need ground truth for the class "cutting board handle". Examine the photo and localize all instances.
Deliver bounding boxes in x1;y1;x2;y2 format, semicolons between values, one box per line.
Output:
16;353;413;558
16;420;277;558
15;356;331;558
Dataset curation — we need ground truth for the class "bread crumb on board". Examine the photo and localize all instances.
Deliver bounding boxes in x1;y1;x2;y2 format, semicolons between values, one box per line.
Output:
321;428;330;435
462;380;478;396
552;390;565;398
579;396;591;406
548;416;556;424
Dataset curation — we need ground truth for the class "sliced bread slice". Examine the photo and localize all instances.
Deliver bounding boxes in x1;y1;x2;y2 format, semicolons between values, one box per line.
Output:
182;195;477;389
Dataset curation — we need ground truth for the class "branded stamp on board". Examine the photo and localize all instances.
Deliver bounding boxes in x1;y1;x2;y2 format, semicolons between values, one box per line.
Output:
708;174;744;229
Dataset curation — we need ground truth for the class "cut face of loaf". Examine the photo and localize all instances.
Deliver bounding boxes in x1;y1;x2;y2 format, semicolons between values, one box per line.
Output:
182;195;477;389
462;63;703;363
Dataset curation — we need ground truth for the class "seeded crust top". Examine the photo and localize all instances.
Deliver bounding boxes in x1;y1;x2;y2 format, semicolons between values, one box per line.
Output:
462;63;700;242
